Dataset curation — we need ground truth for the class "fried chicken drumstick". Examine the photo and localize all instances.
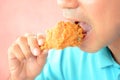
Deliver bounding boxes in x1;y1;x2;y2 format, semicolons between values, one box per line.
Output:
40;21;85;50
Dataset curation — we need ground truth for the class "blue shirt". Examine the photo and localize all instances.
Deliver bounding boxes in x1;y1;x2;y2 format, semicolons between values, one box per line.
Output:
35;47;120;80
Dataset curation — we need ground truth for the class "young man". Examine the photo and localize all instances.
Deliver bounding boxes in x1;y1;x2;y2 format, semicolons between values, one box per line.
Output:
8;0;120;80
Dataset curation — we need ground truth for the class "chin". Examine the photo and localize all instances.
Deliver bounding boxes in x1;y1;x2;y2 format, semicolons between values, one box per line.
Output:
79;46;100;53
79;39;105;53
79;35;103;53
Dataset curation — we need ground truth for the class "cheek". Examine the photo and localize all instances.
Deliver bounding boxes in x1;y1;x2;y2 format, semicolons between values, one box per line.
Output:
94;24;120;46
83;0;120;46
83;1;109;38
82;0;107;21
82;0;109;36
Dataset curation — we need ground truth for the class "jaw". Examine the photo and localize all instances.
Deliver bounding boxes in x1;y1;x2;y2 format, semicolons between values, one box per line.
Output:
73;21;98;52
77;22;102;52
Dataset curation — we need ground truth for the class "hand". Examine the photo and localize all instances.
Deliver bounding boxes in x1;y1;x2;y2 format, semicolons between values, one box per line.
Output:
8;33;48;80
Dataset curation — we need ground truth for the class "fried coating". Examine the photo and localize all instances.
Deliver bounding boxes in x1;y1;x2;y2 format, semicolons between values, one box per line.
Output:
40;21;85;50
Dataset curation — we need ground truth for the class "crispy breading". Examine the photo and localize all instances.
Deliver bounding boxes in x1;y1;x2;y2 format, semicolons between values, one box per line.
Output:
40;21;85;50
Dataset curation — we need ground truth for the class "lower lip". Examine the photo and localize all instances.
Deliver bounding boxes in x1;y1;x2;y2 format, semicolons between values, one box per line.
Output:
79;22;92;32
83;30;91;40
81;29;93;44
77;22;92;39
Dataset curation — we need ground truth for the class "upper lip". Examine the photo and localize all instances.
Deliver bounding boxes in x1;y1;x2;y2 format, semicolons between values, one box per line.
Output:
65;18;92;33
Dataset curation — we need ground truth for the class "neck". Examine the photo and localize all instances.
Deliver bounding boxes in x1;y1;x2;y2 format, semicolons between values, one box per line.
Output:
108;38;120;64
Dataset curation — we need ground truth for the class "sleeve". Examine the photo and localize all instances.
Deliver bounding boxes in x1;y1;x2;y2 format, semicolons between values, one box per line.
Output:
35;49;64;80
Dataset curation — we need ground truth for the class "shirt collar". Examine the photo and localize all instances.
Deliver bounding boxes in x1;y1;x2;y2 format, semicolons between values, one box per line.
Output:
95;47;114;68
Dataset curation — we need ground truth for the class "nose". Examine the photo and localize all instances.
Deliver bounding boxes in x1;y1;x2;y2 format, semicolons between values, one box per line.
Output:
57;0;79;9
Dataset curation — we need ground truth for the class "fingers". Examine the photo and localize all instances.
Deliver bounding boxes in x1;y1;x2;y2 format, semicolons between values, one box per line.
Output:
37;49;48;65
8;43;25;62
26;33;41;56
8;33;48;62
16;36;33;59
8;33;49;79
37;33;46;45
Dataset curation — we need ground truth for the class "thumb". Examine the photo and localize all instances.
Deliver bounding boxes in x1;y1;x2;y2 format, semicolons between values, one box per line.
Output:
36;50;48;66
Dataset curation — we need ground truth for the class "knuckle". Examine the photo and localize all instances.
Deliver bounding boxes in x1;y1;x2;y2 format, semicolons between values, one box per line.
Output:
16;36;28;46
16;36;27;44
8;43;16;53
37;34;45;39
25;33;35;37
28;37;37;46
27;35;37;43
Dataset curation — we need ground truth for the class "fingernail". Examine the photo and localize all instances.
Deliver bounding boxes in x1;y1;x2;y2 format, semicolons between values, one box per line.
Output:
32;48;40;56
38;39;44;45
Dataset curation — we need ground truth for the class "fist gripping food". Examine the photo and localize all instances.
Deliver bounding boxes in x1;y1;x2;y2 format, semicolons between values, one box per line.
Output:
40;21;85;50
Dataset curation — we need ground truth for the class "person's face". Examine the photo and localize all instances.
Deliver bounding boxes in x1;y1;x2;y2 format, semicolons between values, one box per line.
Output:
57;0;120;52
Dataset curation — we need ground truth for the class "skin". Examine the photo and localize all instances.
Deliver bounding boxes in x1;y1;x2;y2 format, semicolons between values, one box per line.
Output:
8;33;48;80
8;0;120;80
57;0;120;63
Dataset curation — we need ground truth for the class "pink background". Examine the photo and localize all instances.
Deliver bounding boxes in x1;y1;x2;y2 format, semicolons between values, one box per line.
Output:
0;0;64;79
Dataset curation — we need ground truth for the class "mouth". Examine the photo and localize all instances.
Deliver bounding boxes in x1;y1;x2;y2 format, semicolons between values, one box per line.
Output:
75;21;92;33
74;21;92;38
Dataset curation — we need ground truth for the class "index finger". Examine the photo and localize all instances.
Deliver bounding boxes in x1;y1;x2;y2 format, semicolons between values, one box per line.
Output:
26;33;41;56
